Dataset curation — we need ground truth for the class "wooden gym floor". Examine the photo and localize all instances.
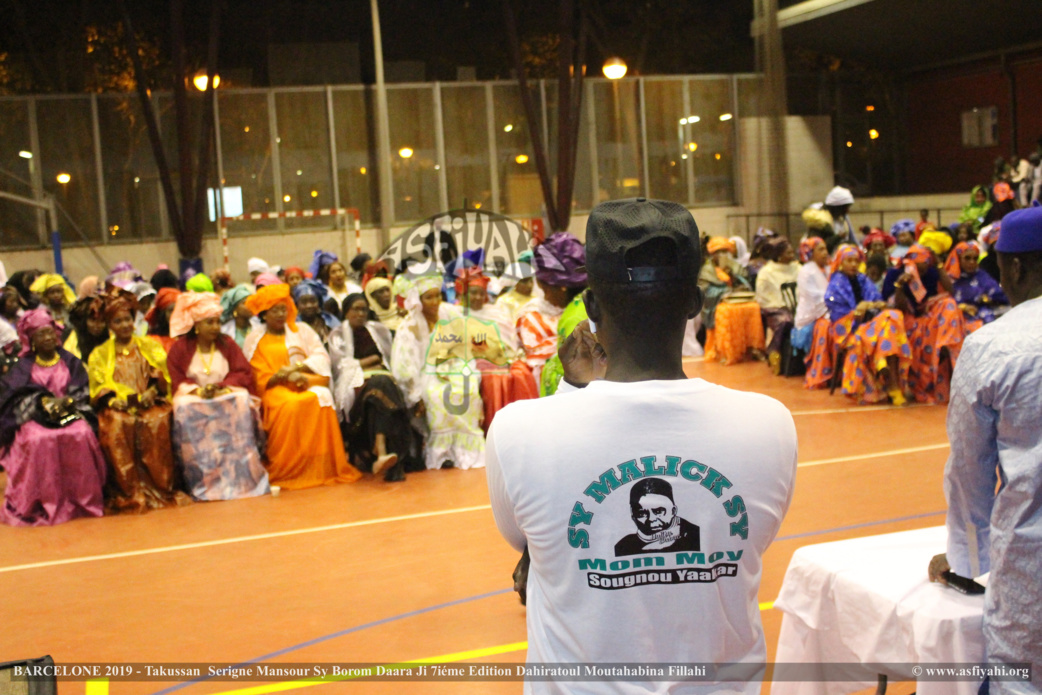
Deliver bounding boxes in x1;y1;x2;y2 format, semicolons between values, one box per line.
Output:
0;357;948;695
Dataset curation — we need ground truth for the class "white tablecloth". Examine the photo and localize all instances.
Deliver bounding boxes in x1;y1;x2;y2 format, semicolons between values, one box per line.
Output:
771;526;986;695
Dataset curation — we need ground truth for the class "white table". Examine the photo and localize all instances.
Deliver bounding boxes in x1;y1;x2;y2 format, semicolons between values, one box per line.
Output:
771;526;986;695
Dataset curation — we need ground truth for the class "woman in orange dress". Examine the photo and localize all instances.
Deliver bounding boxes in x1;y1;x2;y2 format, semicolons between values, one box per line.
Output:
698;236;765;365
242;284;360;490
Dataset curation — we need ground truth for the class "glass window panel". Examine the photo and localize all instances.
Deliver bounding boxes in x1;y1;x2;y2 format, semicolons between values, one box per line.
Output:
36;97;102;242
591;79;643;204
688;78;736;204
331;88;376;226
217;92;275;234
493;83;542;217
387;86;438;224
441;85;491;211
544;79;594;214
736;76;763;119
155;92;218;238
642;79;688;204
275;90;334;231
97;95;165;242
0;99;40;248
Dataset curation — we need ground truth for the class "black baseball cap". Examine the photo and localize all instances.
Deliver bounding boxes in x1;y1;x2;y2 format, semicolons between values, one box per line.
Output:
584;197;701;283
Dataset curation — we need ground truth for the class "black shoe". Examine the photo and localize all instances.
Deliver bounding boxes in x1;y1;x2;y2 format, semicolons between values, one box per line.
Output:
441;459;455;469
383;462;406;482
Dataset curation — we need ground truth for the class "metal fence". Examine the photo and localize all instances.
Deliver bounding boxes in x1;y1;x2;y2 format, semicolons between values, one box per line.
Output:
0;74;761;250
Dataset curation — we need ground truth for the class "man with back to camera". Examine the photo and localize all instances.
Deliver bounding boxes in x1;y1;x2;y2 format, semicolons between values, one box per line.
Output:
486;198;798;694
928;205;1042;695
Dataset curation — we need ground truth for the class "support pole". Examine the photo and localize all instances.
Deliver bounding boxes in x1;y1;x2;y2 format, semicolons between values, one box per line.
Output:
371;0;393;250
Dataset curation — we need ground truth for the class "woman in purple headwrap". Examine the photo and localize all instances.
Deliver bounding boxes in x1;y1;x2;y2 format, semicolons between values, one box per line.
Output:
0;308;107;526
516;233;587;385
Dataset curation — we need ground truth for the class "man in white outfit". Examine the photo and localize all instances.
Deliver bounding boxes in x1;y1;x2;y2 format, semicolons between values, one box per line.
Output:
487;198;798;694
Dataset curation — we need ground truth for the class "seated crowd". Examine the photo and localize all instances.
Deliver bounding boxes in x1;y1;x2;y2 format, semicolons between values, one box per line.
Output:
701;183;1015;408
0;181;1016;527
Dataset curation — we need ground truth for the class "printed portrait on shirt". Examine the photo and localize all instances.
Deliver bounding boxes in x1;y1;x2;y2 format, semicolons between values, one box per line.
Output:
615;477;700;556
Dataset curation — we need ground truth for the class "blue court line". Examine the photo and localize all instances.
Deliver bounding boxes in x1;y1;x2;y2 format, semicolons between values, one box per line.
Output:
774;509;945;542
151;511;946;695
150;587;513;695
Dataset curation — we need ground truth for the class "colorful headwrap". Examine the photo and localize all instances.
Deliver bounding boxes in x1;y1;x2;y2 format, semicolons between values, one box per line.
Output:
29;274;76;306
900;244;933;303
291;279;329;305
106;262;141;289
128;281;156;303
185;273;214;293
145;287;181;323
829;244;865;276
404;274;445;316
210;268;233;291
361;258;392;289
364;277;397;324
802;208;833;233
69;295;105;324
862;229;896;250
245;283;298;330
284;266;308;282
707;237;737;255
730;236;751;265
102;288;140;324
993;182;1015;203
502;261;534;280
918;229;953;256
247;257;270;276
220;283;255;324
454;267;490;298
978;222;1001;248
78;276;99;299
890;219;916;238
254;273;281;288
17;308;60;356
799;236;827;264
533;232;587;288
169;292;223;338
943;241;978;279
309;250;339;280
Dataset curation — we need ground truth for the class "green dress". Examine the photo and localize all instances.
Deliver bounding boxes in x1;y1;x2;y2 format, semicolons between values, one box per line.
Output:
539;295;589;397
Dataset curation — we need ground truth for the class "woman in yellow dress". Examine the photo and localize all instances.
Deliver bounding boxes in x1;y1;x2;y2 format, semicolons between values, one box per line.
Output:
242;284;360;490
87;290;190;513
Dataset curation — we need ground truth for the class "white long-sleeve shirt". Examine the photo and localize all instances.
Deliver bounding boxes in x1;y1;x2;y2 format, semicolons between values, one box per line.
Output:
944;295;1042;692
794;261;829;329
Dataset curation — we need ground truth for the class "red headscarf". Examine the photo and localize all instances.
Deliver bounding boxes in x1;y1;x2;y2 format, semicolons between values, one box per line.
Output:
361;259;393;289
145;287;180;323
829;244;864;276
283;266;308;281
993;182;1014;203
454;267;490;298
862;229;896;250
